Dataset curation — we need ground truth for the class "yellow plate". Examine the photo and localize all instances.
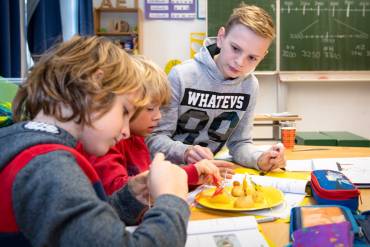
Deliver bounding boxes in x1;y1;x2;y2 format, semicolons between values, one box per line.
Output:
195;186;284;211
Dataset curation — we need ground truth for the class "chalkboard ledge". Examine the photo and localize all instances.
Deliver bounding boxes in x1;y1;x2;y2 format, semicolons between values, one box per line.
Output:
279;72;370;82
254;71;278;76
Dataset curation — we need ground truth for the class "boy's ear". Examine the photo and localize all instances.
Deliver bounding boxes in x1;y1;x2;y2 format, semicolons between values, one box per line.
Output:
93;69;104;81
216;27;226;48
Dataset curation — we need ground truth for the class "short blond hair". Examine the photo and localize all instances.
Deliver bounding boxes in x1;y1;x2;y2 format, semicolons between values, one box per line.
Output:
133;55;171;107
225;3;275;40
13;36;149;125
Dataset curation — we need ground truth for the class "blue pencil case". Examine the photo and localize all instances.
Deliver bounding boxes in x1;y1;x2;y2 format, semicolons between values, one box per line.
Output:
311;170;360;211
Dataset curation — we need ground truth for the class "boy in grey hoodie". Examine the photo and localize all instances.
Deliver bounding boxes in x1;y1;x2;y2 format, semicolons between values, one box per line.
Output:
147;4;286;172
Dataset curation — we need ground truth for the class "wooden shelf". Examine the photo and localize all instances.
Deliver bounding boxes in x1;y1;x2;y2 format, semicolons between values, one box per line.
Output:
93;0;142;54
253;114;302;141
96;32;138;36
95;7;139;13
254;114;302;122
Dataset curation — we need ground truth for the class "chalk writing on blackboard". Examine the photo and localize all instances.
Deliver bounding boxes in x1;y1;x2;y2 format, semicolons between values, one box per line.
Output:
280;0;370;71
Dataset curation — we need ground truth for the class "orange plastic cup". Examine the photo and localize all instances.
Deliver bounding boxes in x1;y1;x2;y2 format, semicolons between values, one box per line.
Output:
281;121;296;149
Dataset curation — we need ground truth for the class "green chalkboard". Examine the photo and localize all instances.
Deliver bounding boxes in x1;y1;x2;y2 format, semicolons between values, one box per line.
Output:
280;0;370;71
207;0;277;71
208;0;370;71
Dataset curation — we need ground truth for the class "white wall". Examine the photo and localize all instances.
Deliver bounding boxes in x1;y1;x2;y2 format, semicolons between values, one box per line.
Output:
142;19;205;68
286;81;370;139
94;0;206;67
94;0;370;140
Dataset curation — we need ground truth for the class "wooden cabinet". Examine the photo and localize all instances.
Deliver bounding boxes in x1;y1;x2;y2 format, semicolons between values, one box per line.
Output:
93;1;142;54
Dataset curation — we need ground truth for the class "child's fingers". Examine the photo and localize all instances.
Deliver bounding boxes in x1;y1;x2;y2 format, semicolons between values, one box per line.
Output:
226;168;235;175
269;150;286;168
199;161;222;182
208;160;234;179
268;144;286;169
211;160;234;168
211;170;222;182
275;155;286;169
193;145;214;160
197;161;216;174
185;146;214;164
152;152;165;163
268;150;279;159
203;148;214;160
267;155;285;171
187;156;198;164
271;143;284;153
275;143;285;152
186;149;203;163
136;170;149;182
219;167;233;178
191;152;204;162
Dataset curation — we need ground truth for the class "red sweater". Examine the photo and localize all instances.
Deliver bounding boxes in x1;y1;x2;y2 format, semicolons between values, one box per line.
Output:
78;136;199;195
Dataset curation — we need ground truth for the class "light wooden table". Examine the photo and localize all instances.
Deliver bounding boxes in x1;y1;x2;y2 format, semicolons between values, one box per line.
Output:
190;145;370;247
253;115;302;141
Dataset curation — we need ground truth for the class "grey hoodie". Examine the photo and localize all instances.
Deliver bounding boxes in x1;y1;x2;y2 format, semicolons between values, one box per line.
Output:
0;121;189;246
146;41;263;169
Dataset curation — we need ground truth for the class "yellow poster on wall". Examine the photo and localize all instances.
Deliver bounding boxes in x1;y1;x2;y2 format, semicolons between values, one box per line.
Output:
164;59;182;74
190;32;205;58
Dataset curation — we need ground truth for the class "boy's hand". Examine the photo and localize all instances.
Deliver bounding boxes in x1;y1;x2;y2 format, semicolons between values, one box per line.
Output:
209;160;235;179
194;160;234;184
194;160;221;184
184;145;214;164
257;143;286;172
128;171;150;205
149;153;188;201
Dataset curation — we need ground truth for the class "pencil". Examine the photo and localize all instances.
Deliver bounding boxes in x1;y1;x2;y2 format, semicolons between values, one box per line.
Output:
256;216;278;223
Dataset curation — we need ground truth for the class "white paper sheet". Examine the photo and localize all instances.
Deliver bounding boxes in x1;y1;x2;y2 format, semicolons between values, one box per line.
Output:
126;216;269;247
186;216;268;247
285;159;313;171
312;157;370;185
284;157;370;186
214;145;273;161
